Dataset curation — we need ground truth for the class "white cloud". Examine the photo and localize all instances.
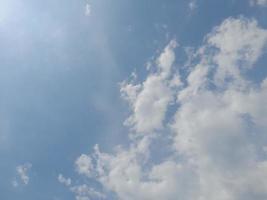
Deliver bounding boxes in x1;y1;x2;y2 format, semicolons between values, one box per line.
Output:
123;75;173;134
173;17;267;200
57;170;105;200
157;40;177;78
75;154;94;177
15;163;32;186
65;17;267;200
70;184;106;200
85;3;91;16
207;17;267;86
58;174;71;186
121;40;179;134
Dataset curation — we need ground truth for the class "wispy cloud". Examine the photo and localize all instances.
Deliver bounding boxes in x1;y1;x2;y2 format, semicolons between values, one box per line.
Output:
13;163;32;186
188;0;198;11
85;2;91;16
70;184;106;200
250;0;267;6
58;172;105;199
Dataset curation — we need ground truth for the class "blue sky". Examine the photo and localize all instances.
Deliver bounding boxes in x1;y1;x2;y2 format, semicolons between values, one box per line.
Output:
1;0;267;200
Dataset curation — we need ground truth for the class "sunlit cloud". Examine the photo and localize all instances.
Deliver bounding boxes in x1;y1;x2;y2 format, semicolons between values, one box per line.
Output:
63;16;267;200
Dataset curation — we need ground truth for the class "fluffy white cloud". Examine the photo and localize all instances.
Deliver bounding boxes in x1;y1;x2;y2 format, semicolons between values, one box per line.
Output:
121;40;180;134
207;17;267;86
58;174;71;186
156;40;177;78
75;154;94;177
15;163;32;186
66;17;267;200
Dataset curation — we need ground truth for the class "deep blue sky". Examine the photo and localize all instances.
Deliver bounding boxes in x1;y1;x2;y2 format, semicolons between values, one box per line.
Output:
0;0;267;199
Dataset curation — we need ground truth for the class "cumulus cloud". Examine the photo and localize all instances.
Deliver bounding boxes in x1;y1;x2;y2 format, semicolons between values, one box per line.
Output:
75;154;94;177
207;17;267;86
58;174;71;186
121;40;179;134
64;17;267;200
14;163;32;186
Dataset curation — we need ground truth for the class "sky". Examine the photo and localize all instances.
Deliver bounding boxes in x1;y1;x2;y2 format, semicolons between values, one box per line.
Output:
1;0;267;200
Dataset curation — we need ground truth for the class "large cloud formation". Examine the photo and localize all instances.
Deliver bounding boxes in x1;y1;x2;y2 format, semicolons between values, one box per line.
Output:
65;17;267;200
